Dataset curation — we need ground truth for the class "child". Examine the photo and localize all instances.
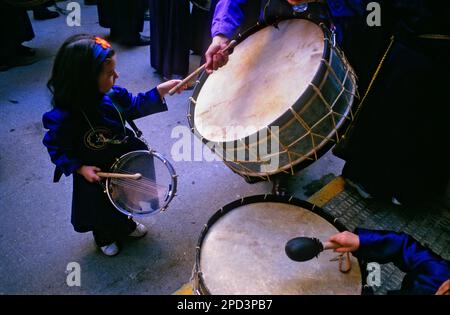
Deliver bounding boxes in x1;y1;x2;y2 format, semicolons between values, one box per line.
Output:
43;34;185;256
328;229;450;295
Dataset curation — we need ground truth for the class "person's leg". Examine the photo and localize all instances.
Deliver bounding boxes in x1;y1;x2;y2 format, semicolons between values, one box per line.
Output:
92;218;137;256
33;1;60;20
0;2;35;71
161;0;190;78
111;0;149;46
149;0;165;75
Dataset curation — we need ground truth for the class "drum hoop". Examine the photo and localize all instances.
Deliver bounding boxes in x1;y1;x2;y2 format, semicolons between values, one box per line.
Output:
106;150;177;217
193;194;365;295
188;18;357;178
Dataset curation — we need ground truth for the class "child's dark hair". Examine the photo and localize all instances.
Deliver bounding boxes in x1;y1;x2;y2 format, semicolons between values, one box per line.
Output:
47;34;115;112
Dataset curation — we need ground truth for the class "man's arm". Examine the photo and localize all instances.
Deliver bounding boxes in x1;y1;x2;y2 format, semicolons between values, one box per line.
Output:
331;228;450;274
206;0;249;73
211;0;248;39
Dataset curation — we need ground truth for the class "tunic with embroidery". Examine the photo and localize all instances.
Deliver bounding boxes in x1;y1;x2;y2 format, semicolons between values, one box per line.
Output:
42;86;167;232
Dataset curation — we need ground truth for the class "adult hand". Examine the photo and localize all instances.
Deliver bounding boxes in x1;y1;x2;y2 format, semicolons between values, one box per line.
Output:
328;231;360;253
205;34;231;74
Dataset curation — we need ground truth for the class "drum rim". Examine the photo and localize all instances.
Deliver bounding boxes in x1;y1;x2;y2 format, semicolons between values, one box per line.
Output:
106;150;177;217
192;194;366;295
188;18;357;179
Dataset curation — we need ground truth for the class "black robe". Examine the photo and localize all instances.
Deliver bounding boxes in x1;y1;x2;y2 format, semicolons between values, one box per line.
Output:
335;1;450;204
149;0;190;78
0;1;35;60
97;0;146;45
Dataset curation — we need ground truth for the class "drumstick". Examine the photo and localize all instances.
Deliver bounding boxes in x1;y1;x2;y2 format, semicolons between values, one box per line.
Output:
97;172;142;180
322;241;341;250
168;40;238;96
285;237;340;262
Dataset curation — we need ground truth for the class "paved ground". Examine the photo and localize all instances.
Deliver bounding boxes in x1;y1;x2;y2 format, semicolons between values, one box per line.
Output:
318;178;450;295
0;2;345;294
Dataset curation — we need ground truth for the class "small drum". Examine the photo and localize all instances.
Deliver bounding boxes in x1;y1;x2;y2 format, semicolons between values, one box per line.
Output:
189;19;357;180
105;150;177;217
193;195;363;295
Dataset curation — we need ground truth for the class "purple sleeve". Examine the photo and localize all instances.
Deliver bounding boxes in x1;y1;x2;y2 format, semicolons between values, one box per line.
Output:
42;111;82;177
211;0;248;39
110;86;168;121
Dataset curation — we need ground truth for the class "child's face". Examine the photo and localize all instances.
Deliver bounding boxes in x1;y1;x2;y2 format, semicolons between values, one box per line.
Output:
98;54;119;93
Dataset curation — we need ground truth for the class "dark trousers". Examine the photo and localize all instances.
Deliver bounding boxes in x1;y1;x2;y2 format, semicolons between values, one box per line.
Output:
149;0;190;78
93;219;136;247
0;1;35;60
97;0;146;44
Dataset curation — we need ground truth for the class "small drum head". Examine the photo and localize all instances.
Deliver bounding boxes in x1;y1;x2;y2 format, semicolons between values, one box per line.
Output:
196;196;362;295
106;150;177;217
194;19;324;142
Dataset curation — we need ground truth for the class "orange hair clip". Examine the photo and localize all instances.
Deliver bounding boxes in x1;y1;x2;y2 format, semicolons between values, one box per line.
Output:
95;36;111;49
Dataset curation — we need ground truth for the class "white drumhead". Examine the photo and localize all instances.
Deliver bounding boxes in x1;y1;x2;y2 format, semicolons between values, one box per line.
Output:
195;19;324;142
200;202;362;295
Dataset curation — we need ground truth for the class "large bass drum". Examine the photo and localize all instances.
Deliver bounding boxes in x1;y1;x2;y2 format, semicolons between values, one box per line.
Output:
189;18;358;181
193;195;363;295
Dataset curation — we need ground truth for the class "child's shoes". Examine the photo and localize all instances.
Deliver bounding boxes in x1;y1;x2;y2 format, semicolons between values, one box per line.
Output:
100;242;120;256
128;222;148;238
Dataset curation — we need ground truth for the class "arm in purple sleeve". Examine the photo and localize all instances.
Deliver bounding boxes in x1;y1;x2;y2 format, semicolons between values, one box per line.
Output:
211;0;249;39
354;228;450;275
42;110;82;177
109;86;168;121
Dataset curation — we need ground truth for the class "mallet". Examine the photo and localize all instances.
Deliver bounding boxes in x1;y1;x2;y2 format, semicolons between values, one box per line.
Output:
285;237;340;262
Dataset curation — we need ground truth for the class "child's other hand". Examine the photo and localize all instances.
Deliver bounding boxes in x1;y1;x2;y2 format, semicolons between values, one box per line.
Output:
328;231;360;253
77;165;101;183
157;79;188;98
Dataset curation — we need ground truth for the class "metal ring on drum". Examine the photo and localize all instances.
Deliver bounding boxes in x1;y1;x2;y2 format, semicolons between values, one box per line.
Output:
105;150;178;218
193;195;364;295
188;18;358;181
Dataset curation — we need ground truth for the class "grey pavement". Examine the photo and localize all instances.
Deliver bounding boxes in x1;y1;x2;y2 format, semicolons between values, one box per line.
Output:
0;2;344;294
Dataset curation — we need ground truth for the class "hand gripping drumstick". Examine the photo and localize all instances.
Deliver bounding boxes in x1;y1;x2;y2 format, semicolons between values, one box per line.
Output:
285;237;340;262
168;40;238;96
97;172;142;180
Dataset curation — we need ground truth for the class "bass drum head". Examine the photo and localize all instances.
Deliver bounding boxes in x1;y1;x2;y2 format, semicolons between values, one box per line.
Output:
194;19;324;142
197;196;362;295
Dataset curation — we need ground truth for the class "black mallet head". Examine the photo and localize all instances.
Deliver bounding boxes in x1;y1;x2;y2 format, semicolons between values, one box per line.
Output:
285;237;324;262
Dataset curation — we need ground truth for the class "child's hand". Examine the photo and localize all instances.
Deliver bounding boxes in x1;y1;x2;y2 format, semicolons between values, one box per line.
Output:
328;231;360;253
157;79;188;98
77;165;101;183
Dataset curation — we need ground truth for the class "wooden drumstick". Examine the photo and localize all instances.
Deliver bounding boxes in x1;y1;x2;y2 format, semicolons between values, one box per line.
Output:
322;241;341;250
97;172;142;180
168;40;238;96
